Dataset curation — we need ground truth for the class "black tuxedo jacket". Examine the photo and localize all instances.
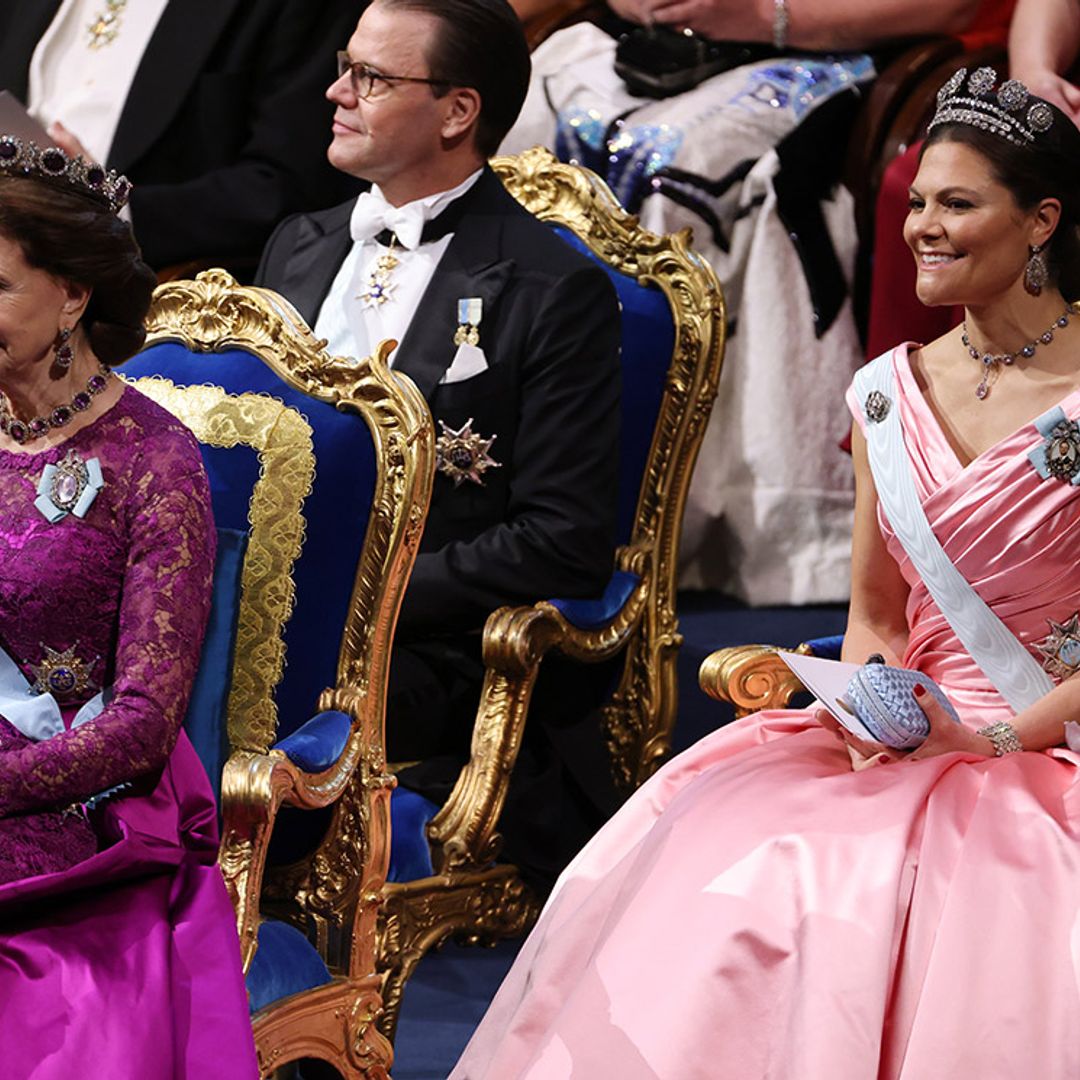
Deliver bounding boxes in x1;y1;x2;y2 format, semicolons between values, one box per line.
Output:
256;168;622;639
0;0;361;268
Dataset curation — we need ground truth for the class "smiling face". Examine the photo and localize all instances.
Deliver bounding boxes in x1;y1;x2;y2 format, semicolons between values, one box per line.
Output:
903;139;1049;309
0;231;86;386
327;3;475;202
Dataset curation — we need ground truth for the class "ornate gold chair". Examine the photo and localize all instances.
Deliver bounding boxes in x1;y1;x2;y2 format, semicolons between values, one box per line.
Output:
122;270;435;1078
376;147;726;1035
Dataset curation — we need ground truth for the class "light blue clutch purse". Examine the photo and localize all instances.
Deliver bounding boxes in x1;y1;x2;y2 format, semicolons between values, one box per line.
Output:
843;662;960;750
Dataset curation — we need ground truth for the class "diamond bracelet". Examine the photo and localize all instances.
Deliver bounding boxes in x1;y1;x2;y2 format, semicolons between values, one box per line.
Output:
977;721;1024;756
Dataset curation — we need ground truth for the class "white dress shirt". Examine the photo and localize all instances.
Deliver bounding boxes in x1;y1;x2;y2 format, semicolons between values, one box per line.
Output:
314;169;483;366
28;0;170;168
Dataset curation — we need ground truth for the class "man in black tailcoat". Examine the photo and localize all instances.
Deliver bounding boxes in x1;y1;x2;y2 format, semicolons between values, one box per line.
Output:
256;0;622;882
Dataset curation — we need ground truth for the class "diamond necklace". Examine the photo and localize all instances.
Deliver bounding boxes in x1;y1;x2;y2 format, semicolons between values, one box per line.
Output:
962;305;1073;400
0;365;112;445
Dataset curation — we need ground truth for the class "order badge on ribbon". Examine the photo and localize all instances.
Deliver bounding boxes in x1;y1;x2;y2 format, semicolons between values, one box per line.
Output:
454;297;482;347
35;449;103;523
1027;405;1080;485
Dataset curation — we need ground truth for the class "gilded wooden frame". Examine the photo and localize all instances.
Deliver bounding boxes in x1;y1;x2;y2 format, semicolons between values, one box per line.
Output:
698;643;813;717
376;147;726;1037
141;269;435;1080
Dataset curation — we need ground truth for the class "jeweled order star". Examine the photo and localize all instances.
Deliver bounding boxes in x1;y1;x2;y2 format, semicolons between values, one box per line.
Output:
435;418;501;486
1035;614;1080;680
30;644;95;698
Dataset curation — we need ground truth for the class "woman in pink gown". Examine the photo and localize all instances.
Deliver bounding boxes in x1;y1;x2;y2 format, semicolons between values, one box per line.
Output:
0;145;257;1074
453;72;1080;1080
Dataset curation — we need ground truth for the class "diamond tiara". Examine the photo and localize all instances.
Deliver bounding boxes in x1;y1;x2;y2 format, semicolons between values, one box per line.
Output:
928;66;1055;147
0;136;131;212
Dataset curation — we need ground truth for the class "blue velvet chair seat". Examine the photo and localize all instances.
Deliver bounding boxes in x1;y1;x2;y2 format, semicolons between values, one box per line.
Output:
274;710;353;772
387;788;439;882
246;919;332;1014
550;569;640;631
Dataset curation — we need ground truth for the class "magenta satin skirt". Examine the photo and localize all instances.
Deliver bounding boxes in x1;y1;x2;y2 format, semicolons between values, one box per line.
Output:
0;732;258;1078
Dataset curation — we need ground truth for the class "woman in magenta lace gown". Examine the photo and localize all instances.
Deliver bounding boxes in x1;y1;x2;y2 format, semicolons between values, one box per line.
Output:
0;147;257;1075
453;75;1080;1080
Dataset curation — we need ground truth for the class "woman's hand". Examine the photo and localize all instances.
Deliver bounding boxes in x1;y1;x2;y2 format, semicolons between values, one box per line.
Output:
905;686;994;761
645;0;765;40
815;686;995;770
814;708;901;770
608;0;659;24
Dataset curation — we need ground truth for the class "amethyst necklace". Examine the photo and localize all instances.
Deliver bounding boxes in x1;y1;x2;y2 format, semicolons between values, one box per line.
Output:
962;305;1073;400
0;365;112;445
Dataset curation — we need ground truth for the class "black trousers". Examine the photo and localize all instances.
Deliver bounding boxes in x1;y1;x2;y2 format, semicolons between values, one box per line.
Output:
388;636;624;890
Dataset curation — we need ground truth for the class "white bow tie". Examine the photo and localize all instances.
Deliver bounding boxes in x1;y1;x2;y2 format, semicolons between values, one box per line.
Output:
349;191;428;250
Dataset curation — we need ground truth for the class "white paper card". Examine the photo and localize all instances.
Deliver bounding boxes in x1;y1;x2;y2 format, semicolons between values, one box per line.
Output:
778;652;881;743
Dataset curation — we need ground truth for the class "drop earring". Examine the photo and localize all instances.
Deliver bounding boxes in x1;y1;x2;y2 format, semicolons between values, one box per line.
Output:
52;327;74;372
1025;243;1049;296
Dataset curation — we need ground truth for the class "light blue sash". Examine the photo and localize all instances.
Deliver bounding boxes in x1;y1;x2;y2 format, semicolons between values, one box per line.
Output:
854;353;1054;713
0;644;106;741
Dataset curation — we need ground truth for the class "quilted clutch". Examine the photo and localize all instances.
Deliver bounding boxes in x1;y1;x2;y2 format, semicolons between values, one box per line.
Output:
844;663;960;750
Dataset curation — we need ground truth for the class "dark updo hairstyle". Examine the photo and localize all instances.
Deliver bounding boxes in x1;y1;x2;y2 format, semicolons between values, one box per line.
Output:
0;174;156;366
375;0;530;158
923;91;1080;300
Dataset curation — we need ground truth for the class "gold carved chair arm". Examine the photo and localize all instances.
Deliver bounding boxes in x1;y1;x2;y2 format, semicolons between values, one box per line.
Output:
698;643;812;719
219;695;372;974
427;548;650;873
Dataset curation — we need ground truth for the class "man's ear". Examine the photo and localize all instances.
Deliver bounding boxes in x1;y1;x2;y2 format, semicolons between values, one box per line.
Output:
441;86;482;143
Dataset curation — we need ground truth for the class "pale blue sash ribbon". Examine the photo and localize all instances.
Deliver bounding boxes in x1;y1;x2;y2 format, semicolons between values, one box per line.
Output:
0;644;106;742
854;354;1054;713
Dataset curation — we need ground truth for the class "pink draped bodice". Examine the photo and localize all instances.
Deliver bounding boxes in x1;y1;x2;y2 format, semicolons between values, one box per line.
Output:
848;344;1080;728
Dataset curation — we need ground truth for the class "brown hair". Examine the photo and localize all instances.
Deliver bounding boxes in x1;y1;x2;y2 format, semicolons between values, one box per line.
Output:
374;0;530;158
0;176;156;365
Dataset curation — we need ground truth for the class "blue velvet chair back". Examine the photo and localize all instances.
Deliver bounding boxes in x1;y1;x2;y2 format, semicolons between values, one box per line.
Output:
553;227;674;547
183;525;247;804
124;343;378;745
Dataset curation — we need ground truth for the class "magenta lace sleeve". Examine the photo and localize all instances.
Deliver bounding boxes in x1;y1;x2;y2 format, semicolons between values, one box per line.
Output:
0;448;215;818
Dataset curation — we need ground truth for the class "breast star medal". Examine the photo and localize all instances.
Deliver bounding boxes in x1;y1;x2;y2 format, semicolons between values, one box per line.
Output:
435;418;501;486
1035;614;1080;680
358;246;400;308
30;644;97;699
35;449;104;523
454;298;483;347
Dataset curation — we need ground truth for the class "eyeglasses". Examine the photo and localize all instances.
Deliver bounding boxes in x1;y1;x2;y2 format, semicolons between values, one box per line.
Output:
336;51;449;100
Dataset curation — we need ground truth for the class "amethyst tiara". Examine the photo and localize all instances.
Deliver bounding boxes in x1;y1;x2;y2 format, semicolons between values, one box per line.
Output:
929;67;1055;147
0;135;131;212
